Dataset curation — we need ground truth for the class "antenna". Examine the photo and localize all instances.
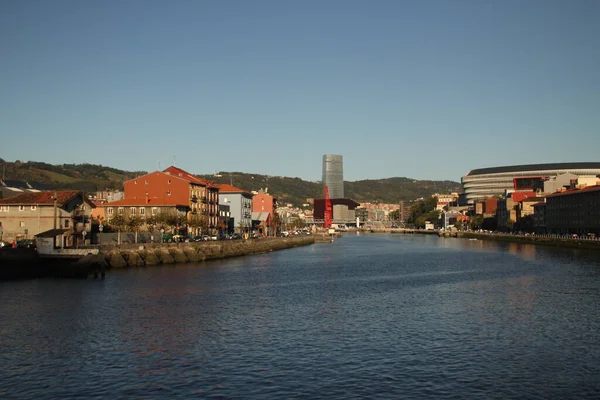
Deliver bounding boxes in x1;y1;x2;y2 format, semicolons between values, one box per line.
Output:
173;156;176;167
158;161;162;171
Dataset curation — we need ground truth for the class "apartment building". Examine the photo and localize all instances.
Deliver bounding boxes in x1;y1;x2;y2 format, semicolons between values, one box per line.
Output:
217;183;253;233
544;185;600;236
0;190;94;243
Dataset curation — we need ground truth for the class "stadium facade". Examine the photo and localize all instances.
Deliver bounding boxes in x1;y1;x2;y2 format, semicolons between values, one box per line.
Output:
322;154;344;199
461;162;600;204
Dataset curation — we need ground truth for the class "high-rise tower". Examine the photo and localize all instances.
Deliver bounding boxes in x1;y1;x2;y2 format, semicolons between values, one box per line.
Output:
322;154;344;199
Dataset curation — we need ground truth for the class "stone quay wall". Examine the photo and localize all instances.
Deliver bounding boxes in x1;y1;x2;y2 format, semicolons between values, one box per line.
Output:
99;236;315;269
458;232;600;250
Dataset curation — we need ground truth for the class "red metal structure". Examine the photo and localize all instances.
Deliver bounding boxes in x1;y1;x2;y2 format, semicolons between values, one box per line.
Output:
323;186;332;229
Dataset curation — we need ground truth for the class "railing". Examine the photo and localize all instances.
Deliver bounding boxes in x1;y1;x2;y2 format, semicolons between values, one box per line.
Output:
463;231;599;241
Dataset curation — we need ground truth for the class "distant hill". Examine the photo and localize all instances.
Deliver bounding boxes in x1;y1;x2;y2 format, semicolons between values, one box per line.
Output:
0;159;461;206
196;174;461;205
0;160;146;194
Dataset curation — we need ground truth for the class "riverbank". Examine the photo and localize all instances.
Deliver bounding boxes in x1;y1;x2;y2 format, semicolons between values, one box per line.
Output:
456;232;600;250
100;235;315;268
0;236;316;280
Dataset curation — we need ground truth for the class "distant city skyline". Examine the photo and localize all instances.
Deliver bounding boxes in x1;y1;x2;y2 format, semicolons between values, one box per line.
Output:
2;1;599;182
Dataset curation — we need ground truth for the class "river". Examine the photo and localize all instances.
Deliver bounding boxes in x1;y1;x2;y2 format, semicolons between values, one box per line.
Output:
1;233;600;399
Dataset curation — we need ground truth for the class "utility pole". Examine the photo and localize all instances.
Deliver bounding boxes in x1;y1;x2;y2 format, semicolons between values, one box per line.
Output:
53;191;58;230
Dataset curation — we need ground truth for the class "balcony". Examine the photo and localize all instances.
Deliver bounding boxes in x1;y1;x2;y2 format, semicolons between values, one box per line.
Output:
201;196;208;203
190;195;198;203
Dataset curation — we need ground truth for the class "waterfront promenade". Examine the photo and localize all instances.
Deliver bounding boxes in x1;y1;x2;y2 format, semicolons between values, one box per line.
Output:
362;226;600;250
456;231;600;250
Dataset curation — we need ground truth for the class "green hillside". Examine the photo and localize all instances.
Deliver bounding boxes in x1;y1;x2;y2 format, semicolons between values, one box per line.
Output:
0;159;461;206
0;159;146;193
200;173;461;205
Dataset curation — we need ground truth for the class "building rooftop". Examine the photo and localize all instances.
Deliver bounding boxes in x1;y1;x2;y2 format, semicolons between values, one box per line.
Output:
97;198;186;207
0;190;82;206
466;162;600;176
216;183;251;194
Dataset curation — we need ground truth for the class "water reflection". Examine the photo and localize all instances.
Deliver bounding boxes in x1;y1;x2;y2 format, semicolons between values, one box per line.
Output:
1;233;600;399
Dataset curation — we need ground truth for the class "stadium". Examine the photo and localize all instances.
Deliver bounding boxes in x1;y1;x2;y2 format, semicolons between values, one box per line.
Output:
461;162;600;204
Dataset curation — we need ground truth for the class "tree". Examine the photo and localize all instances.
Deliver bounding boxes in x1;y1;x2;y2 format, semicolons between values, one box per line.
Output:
468;214;485;230
108;214;128;245
155;209;186;233
188;213;208;236
407;196;439;228
127;215;143;243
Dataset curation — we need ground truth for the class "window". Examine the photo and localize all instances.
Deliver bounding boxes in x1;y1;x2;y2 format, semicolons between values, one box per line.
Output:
19;206;25;211
118;207;124;215
64;219;69;228
152;207;158;215
107;207;114;216
168;180;171;184
167;191;171;196
0;206;8;212
140;207;146;216
130;207;136;215
145;180;148;184
31;206;37;211
20;221;25;227
134;180;138;184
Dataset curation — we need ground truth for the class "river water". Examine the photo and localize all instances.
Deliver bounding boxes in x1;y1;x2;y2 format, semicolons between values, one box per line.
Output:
2;233;600;399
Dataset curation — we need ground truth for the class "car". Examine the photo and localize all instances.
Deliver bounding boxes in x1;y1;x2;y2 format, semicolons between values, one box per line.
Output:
16;239;36;249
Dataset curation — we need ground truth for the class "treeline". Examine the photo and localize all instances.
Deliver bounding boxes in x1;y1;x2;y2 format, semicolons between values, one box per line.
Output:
390;196;441;227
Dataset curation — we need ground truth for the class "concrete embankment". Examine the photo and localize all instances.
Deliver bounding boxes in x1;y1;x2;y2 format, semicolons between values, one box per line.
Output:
99;236;315;269
457;232;600;250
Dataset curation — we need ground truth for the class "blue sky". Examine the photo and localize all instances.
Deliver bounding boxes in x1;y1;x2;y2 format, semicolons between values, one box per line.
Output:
2;0;599;183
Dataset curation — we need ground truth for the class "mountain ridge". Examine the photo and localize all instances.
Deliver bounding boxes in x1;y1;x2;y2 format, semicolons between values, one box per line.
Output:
1;159;461;206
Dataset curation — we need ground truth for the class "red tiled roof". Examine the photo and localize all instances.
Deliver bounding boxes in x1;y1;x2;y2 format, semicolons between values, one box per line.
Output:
546;185;600;198
0;190;81;206
511;192;537;203
97;198;186;207
214;183;250;194
163;166;215;187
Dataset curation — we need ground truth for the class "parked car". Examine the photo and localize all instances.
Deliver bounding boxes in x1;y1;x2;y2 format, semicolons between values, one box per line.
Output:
16;239;36;249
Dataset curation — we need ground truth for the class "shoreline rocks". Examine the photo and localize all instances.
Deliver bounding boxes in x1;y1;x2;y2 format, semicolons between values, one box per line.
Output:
101;236;315;269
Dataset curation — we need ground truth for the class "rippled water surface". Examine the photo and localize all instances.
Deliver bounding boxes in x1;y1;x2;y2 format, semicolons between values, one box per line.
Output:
2;234;600;399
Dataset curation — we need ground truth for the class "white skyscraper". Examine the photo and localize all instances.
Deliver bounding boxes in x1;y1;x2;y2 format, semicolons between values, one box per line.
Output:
322;154;344;199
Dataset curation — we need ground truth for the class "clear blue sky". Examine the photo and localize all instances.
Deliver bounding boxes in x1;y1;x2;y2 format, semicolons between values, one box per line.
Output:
2;0;599;183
